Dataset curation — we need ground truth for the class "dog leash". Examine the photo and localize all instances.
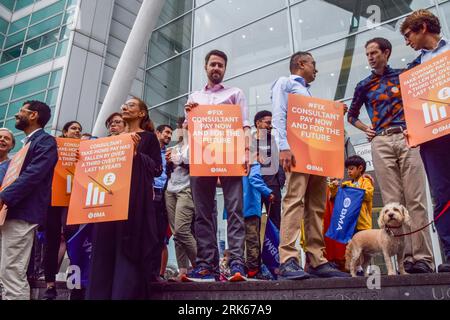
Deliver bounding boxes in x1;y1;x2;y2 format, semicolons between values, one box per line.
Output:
392;201;450;238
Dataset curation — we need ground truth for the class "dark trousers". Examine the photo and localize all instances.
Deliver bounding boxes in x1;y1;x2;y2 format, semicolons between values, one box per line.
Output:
190;176;245;273
87;222;148;300
262;185;282;230
151;190;168;279
43;206;77;283
420;134;450;260
26;230;45;281
245;216;261;270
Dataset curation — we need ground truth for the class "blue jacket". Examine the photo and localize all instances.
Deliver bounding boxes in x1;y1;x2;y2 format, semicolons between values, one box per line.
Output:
224;163;272;219
0;129;58;225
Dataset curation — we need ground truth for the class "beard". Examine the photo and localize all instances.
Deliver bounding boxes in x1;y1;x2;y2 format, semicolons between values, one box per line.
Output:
15;117;29;130
208;71;223;85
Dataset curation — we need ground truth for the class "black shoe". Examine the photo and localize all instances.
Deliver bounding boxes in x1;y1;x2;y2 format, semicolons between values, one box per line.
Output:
438;263;450;273
411;260;434;274
278;258;310;280
308;262;351;278
404;260;414;274
42;286;57;300
356;270;365;277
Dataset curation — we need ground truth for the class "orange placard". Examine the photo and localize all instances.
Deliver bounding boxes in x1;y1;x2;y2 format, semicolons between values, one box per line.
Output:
287;94;345;178
400;51;450;146
188;105;246;176
67;134;134;225
0;142;31;225
51;138;80;206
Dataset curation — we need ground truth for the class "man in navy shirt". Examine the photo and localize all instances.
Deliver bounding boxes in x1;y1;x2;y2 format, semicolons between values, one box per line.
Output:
348;38;434;274
0;100;57;299
153;124;173;280
401;9;450;273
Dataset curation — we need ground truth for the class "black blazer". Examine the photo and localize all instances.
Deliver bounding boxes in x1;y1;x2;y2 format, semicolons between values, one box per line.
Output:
0;129;58;225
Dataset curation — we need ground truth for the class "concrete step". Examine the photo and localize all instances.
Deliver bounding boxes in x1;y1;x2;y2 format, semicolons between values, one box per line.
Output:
148;273;450;300
29;280;72;300
27;273;450;300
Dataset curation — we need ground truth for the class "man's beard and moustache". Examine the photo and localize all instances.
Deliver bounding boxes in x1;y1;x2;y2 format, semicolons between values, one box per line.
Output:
208;71;223;85
15;116;29;131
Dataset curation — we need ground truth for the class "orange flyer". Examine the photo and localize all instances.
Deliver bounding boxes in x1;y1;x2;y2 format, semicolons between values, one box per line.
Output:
0;142;31;225
287;94;345;178
67;134;134;225
399;50;450;146
188;105;246;176
51;138;80;206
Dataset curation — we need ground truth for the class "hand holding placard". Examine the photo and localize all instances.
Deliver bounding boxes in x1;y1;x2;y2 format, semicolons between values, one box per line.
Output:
188;105;246;177
287;94;345;178
67;134;134;225
399;51;450;146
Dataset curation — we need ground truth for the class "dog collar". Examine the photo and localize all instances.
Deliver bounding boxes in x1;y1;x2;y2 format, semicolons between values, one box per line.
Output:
385;225;402;236
385;224;402;229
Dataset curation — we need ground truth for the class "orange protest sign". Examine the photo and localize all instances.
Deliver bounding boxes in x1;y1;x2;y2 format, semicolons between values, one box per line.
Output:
188;105;246;176
0;142;31;225
400;51;450;146
287;94;345;178
67;134;134;225
51;138;80;207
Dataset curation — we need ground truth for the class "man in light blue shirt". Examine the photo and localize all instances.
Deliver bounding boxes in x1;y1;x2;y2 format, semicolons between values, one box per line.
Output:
272;52;349;279
401;9;450;273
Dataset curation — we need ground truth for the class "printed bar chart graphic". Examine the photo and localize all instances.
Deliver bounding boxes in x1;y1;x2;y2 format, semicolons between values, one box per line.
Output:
85;183;106;207
66;175;72;194
422;103;448;125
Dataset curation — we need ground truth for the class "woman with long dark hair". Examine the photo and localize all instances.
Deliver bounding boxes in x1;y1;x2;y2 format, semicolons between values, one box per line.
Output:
87;97;162;300
42;121;82;300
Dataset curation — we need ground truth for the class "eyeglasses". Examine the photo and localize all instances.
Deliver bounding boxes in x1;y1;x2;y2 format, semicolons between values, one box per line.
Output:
110;120;124;125
121;102;138;109
403;29;413;40
19;107;36;114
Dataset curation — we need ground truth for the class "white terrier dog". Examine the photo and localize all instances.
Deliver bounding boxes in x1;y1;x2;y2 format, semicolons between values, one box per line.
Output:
345;203;411;277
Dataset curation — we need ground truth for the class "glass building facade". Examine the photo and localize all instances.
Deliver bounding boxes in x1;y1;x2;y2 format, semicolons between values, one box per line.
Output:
0;0;448;268
0;0;76;151
0;69;61;152
145;0;450;265
145;0;450;139
145;0;449;202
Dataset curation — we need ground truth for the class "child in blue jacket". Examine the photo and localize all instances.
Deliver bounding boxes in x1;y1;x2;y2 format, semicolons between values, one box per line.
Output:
244;162;275;278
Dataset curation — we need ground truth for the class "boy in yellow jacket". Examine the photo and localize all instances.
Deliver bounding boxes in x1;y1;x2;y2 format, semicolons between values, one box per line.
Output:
329;155;374;232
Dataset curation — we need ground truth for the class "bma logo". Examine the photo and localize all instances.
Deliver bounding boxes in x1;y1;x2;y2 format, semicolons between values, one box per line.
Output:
343;197;352;208
336;198;352;231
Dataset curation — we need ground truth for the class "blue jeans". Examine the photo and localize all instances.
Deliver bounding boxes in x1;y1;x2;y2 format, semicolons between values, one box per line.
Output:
420;134;450;260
